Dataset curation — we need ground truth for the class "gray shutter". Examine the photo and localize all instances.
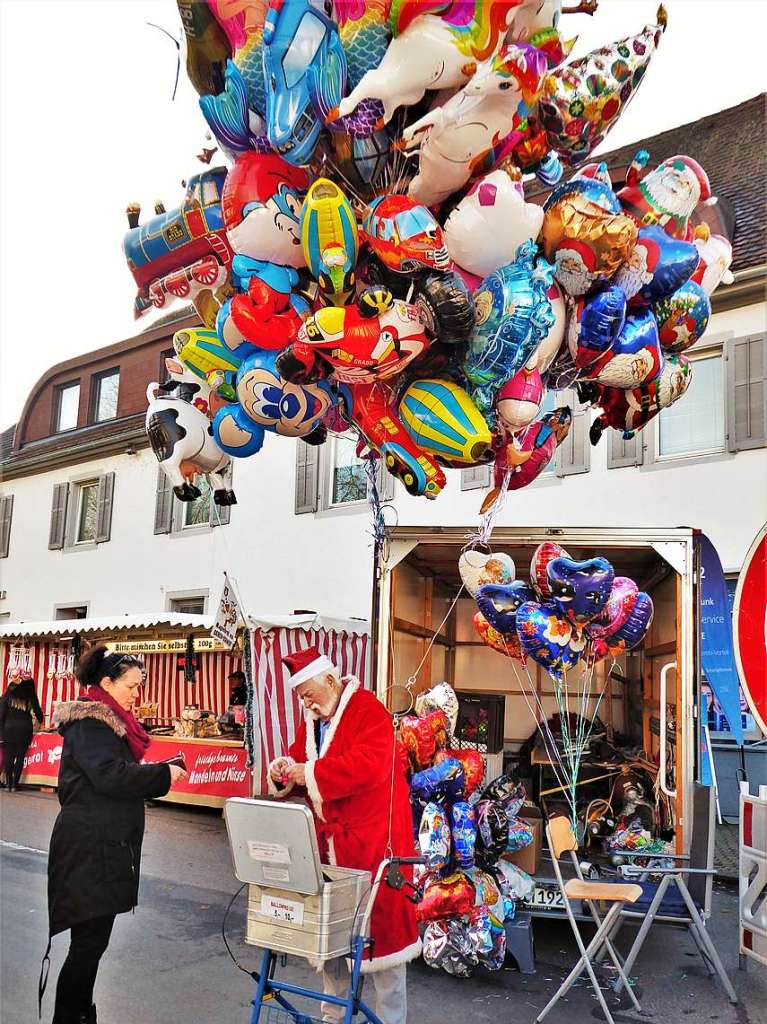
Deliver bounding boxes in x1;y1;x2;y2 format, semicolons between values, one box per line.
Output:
461;464;491;490
49;483;69;549
556;388;590;476
727;333;766;452
154;467;174;535
0;495;13;558
295;440;319;513
607;429;643;468
95;472;115;543
374;459;395;502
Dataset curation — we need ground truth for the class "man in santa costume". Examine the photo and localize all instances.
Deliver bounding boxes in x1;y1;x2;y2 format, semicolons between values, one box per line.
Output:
269;647;419;1024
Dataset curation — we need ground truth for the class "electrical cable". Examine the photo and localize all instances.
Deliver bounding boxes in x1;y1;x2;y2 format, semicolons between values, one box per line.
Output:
221;883;256;978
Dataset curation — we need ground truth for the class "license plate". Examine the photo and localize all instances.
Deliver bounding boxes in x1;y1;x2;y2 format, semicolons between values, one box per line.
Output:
525;884;565;909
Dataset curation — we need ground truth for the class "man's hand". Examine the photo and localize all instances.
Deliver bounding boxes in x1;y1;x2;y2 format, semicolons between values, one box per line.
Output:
284;762;306;787
269;758;291;784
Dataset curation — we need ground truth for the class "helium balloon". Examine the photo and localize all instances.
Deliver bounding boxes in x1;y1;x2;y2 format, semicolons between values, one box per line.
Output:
515;601;586;676
300;177;359;306
475;800;510;862
567;284;627;370
547;556;615;626
476;581;537;635
417;873;476;924
399;711;450;770
692;232;734;295
588;577;640;640
451;802;478;870
415;682;459;735
399;379;492;466
581;308;664;390
618;153;714;242
437;749;485;800
527;282;567;374
613;226;700;305
459;550;515;597
473;610;523;661
418;802;451;872
488;407;572;498
589;352;691;442
654;280;711;354
604;591;654;652
531;542;570;600
496;367;544;434
411;759;466;804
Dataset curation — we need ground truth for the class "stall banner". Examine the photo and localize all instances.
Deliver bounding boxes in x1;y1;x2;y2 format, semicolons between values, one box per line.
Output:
143;739;250;804
212;575;241;649
17;732;64;785
250;627;370;794
698;534;744;743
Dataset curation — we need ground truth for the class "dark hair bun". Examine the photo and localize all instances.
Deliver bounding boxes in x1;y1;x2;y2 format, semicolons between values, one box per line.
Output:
76;645;109;687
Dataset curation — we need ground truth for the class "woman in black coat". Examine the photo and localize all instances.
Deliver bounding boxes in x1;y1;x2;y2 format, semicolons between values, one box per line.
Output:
0;670;44;789
44;646;186;1024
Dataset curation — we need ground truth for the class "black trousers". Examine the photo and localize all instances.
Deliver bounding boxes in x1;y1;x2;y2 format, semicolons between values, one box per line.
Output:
53;915;116;1021
3;734;31;787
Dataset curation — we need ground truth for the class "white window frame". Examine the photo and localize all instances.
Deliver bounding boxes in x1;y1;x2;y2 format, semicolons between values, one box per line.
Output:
92;369;120;423
53;602;90;620
73;479;100;545
165;589;209;615
320;432;369;512
177;477;213;532
653;343;727;464
55;381;80;433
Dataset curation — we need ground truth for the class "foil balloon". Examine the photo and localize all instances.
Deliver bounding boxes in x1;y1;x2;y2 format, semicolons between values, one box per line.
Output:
422;919;475;977
589;353;691;442
458;550;516;597
618;153;714;242
399;711;450;770
490;406;572;496
613;226;700;305
300;177;359;306
417;873;476;924
547;556;615;626
476;581;537;635
495;859;534;901
444;170;544;280
496;367;544;433
437;748;486;799
451;802;478;870
692;232;734;295
411;758;466;804
588;577;640;640
527;281;567;373
415;682;460;735
567;284;627;370
654;280;711;354
531;542;570;600
464;241;556;415
399;379;492;467
418;802;452;872
473;611;523;661
481;774;526;810
515;601;586;676
506;819;534;853
581;308;664;390
604;591;654;652
475;800;510;862
539;8;667;165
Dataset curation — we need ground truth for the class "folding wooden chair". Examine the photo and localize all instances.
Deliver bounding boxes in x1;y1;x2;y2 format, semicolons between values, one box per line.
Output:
536;816;643;1024
609;784;738;1004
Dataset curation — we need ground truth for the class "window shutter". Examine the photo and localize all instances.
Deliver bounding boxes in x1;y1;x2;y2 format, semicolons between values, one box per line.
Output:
556;389;590;476
0;495;13;558
95;472;115;543
607;429;643;468
373;459;396;502
295;440;319;514
48;483;69;550
461;464;491;490
727;333;766;452
154;467;174;535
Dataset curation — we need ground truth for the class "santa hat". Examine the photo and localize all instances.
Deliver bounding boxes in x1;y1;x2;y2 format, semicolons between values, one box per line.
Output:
221;153;310;231
666;156;714;205
556;238;596;272
282;646;335;689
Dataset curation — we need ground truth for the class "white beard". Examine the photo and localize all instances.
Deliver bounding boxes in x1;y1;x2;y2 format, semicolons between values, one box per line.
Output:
645;171;699;218
614;259;653;299
555;258;595;297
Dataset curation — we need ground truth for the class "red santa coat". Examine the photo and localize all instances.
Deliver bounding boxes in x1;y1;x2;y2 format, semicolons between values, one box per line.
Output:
269;677;420;973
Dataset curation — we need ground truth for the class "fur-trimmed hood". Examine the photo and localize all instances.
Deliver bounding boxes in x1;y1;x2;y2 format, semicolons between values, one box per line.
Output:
52;699;126;738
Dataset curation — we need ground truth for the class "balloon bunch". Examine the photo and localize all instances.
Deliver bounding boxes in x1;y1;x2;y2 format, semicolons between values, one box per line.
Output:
465;543;654;676
130;2;730;508
399;682;535;977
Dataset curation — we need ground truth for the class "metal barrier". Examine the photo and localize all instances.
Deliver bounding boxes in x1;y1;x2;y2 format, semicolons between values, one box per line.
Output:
739;781;767;969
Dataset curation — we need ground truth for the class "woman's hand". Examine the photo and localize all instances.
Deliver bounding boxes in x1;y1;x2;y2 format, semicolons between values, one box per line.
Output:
169;764;187;785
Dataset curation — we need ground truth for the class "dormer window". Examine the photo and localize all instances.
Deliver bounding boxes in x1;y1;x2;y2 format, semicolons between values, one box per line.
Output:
54;382;80;432
92;369;120;422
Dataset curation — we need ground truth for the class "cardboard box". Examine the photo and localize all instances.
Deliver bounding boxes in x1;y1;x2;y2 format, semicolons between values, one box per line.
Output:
504;805;543;876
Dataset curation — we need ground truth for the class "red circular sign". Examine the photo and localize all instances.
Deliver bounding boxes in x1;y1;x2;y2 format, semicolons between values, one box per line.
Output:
733;523;767;738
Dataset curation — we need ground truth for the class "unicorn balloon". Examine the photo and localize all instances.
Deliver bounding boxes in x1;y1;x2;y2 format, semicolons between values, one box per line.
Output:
401;44;549;206
333;0;522;125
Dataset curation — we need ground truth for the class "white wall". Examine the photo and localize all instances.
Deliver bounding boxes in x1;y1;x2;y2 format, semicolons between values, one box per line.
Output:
1;301;764;623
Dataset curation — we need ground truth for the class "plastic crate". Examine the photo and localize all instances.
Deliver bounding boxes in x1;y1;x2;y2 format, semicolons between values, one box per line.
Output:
246;865;371;961
454;692;505;754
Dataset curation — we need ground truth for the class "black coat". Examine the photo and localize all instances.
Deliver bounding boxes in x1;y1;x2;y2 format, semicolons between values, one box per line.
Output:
48;700;171;936
0;678;43;742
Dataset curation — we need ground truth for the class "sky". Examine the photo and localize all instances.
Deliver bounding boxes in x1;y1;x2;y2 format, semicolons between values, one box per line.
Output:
1;0;765;432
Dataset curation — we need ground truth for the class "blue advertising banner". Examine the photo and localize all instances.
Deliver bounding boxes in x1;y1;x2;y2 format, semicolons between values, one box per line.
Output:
698;534;744;743
700;691;712;786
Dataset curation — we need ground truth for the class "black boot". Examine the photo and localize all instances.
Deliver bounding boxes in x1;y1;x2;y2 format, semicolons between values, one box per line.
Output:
87;1006;97;1023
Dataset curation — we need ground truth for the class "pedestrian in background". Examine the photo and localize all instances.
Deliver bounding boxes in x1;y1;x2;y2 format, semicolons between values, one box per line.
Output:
42;645;186;1024
0;667;43;790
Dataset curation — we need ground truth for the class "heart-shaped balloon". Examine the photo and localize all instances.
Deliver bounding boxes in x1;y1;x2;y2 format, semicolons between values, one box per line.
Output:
515;601;586;676
583;308;664;390
411;758;466;804
473;610;523;660
459;550;515;597
587;577;639;639
654;279;711;354
613;226;700;305
436;748;486;799
476;581;536;634
604;591;654;652
399;711;450;770
547;556;615;626
567;284;627;369
530;542;570;599
415;682;460;735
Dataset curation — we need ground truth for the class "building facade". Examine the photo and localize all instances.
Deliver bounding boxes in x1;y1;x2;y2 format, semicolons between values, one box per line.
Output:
1;98;765;632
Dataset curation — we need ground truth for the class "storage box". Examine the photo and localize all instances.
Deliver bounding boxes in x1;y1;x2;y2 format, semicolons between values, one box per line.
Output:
504;805;543;876
246;865;371;961
455;692;505;753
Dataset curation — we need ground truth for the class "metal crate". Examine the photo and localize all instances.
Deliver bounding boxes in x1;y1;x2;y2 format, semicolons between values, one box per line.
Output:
246;865;371;961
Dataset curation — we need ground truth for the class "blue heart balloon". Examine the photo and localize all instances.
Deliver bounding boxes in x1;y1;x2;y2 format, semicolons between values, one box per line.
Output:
547;556;615;626
569;284;627;370
515;601;586;677
584;307;664;390
476;581;536;634
606;592;654;650
544;169;623;215
614;226;700;305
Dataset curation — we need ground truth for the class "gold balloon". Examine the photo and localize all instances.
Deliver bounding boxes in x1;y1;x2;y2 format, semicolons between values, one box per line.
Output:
542;194;638;284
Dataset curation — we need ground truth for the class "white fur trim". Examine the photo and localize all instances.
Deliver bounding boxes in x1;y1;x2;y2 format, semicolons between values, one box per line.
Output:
288;655;334;689
304;760;325;822
266;757;295;798
327;835;337;866
359;938;423;975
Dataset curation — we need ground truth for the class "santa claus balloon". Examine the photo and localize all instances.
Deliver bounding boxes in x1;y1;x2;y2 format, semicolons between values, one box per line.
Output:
618;154;715;241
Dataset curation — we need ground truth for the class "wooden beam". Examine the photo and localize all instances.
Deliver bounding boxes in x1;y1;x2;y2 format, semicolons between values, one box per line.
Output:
422;577;434;691
393;617;451;646
644;641;676;658
445;599;457;687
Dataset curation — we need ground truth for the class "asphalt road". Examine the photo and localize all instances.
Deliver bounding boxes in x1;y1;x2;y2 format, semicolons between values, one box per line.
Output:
1;789;763;1024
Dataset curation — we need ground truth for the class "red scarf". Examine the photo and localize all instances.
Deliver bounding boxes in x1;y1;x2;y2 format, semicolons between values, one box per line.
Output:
87;685;150;763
